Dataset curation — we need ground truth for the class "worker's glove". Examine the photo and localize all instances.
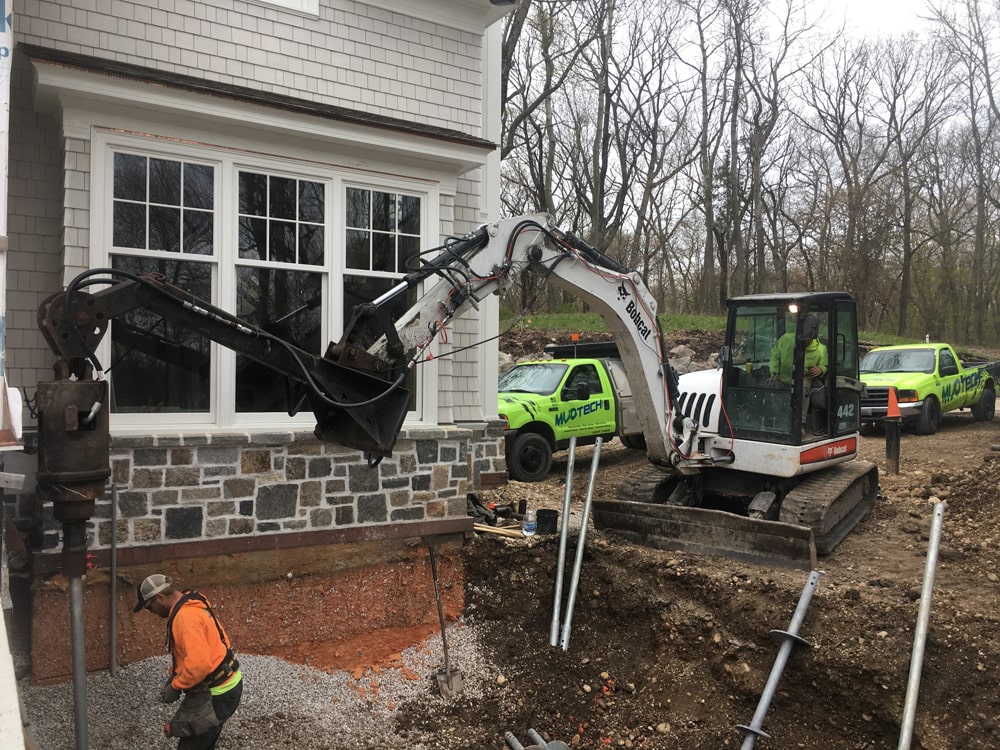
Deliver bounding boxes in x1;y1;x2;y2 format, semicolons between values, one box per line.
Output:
160;680;181;704
766;375;783;389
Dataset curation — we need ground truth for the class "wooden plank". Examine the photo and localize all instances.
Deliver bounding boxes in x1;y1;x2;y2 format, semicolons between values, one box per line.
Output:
474;523;524;539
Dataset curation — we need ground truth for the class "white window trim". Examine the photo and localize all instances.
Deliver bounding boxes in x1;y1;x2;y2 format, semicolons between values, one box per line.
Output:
247;0;319;18
91;128;442;435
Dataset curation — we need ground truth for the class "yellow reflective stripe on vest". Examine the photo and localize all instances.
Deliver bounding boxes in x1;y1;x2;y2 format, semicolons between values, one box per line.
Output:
210;668;242;696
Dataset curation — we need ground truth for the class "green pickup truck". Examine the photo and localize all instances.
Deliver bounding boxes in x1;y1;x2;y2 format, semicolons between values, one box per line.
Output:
859;342;1000;434
497;342;644;481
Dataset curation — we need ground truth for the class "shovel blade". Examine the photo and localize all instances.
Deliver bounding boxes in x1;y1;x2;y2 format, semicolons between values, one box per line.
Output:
435;667;464;698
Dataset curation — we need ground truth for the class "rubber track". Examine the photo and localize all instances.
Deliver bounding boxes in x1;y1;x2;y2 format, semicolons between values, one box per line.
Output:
779;460;879;555
616;466;677;504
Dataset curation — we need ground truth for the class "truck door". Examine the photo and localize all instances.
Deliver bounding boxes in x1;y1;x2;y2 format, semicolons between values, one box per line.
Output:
937;348;965;409
555;363;616;439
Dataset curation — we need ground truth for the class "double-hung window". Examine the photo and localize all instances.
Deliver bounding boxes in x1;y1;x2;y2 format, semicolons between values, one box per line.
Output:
101;136;427;431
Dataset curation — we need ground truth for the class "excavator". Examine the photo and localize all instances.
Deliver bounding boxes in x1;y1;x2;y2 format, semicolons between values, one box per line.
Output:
37;214;876;570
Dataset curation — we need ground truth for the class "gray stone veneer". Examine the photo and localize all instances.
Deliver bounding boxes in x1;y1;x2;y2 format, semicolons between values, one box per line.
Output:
19;423;506;553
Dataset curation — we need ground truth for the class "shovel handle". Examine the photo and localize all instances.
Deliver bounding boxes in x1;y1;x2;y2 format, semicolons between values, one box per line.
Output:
428;546;450;670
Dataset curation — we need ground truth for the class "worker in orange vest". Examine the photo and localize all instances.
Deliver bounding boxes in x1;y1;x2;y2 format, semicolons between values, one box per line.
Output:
134;573;244;749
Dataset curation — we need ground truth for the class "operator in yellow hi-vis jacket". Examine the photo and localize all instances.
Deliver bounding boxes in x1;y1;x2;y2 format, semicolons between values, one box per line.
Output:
768;313;828;434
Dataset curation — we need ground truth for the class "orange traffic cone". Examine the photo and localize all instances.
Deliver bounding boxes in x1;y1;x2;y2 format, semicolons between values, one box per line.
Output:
887;387;901;419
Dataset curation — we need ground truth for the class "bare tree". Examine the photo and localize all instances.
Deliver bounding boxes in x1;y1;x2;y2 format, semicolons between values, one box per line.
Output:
797;40;896;328
929;0;1000;341
873;34;957;336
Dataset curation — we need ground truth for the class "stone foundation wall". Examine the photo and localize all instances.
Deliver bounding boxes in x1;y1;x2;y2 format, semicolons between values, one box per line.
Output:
4;422;506;557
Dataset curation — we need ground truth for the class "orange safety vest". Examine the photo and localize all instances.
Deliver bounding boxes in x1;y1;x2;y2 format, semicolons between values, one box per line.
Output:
166;591;239;692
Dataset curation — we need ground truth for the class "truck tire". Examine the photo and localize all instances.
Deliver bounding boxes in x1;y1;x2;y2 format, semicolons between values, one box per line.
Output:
507;433;553;482
916;396;941;435
619;433;647;450
971;386;996;422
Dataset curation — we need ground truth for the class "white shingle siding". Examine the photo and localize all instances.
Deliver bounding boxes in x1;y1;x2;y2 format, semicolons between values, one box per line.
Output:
16;0;485;135
7;62;64;394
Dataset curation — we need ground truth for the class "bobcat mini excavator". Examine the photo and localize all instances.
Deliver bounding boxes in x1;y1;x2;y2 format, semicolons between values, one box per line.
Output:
38;214;876;569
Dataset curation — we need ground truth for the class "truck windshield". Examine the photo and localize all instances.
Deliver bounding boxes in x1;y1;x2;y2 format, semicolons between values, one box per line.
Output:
860;349;935;374
498;363;569;395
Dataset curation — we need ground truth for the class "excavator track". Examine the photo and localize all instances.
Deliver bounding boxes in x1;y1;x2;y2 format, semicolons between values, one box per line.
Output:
593;460;878;570
778;460;879;555
614;466;682;505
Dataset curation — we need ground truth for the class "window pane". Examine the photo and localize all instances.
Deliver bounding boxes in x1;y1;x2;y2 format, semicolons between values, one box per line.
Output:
346;229;370;269
236;267;322;412
269;176;297;220
397;235;420;273
371;191;392;231
300;224;324;265
149;158;181;205
372;232;394;271
398;195;420;234
346;188;369;228
183;211;214;255
239;216;266;260
149;206;181;252
184;164;214;209
269;220;296;264
109;256;212;413
114;153;146;201
299;181;324;222
239;172;268;216
113;202;146;248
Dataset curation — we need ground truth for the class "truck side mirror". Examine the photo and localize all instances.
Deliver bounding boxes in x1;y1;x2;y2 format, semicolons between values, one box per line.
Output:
566;383;590;401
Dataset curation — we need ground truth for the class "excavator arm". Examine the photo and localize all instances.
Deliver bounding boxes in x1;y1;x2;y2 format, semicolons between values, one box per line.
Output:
39;214;688;462
38;271;412;457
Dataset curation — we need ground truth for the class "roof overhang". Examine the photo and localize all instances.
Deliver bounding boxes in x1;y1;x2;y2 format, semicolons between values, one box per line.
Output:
22;44;496;177
363;0;519;31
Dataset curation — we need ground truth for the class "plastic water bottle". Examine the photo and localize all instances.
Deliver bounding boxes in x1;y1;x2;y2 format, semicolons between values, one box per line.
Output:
522;509;537;537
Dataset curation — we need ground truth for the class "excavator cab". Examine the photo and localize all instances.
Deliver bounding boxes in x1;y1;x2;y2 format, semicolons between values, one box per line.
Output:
720;292;863;446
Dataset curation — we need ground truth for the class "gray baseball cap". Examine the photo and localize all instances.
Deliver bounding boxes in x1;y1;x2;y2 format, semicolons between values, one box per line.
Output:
134;573;172;612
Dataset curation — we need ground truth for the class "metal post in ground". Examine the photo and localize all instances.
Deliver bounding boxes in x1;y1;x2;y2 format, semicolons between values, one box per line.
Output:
550;436;576;647
737;570;821;749
898;502;945;750
885;386;902;474
559;437;602;651
109;485;118;676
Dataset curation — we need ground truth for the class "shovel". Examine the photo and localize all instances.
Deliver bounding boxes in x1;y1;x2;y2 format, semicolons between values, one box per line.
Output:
428;545;464;698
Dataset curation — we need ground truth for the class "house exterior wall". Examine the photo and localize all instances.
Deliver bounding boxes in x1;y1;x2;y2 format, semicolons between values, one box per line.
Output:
2;1;511;677
15;0;486;135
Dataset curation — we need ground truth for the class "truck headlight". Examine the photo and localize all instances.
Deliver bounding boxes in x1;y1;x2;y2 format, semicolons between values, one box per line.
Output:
896;390;919;403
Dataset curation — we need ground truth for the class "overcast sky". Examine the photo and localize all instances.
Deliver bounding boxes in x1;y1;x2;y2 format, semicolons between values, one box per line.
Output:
824;0;932;37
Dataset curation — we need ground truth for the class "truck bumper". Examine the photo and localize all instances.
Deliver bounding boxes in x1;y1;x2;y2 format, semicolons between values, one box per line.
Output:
860;402;921;421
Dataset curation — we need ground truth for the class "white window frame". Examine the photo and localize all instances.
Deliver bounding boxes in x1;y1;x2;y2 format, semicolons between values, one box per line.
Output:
248;0;320;17
91;129;440;434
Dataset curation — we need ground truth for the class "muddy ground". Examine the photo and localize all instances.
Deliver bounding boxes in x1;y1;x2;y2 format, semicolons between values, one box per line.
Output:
393;329;1000;749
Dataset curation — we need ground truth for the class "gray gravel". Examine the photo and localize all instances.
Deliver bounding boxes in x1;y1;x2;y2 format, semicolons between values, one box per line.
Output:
19;618;497;750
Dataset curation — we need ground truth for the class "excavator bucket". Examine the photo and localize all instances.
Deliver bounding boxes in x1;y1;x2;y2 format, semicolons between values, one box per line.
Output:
592;500;818;571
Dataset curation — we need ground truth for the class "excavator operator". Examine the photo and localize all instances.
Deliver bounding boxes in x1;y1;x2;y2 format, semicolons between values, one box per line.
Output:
768;313;828;434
